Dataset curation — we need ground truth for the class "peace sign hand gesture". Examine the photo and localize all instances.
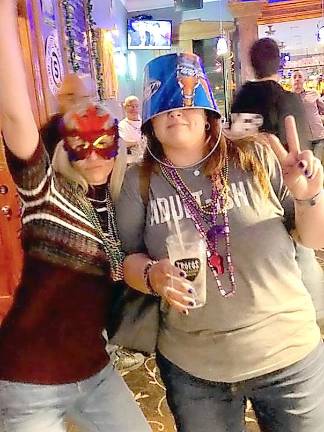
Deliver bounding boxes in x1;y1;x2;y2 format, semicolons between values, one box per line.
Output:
264;130;323;201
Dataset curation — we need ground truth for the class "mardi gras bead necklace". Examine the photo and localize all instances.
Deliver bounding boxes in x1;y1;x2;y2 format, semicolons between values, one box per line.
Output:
67;183;124;281
160;158;236;297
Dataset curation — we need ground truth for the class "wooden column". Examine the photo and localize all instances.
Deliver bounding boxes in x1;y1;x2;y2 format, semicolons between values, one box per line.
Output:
228;0;265;84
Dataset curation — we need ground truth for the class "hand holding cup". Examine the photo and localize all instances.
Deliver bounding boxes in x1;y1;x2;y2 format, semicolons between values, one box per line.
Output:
148;258;196;315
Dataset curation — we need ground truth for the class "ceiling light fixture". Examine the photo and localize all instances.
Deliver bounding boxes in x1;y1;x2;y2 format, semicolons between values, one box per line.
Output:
265;25;275;36
217;36;228;56
216;0;228;56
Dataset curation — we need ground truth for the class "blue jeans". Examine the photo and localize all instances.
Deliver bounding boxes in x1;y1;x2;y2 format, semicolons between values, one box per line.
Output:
0;363;151;432
156;343;324;432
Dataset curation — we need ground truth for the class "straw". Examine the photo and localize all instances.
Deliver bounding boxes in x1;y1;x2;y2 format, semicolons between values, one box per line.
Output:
169;202;185;253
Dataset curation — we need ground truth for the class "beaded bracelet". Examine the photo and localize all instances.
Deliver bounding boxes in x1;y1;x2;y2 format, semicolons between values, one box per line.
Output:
294;189;323;207
143;260;159;296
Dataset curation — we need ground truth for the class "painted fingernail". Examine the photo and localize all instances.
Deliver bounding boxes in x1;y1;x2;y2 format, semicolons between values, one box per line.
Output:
298;161;306;169
182;310;189;316
188;301;195;307
179;271;187;278
304;170;312;178
188;288;193;294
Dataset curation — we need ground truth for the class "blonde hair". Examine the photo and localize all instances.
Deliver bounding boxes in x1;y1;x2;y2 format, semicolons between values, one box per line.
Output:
52;101;127;200
52;140;127;202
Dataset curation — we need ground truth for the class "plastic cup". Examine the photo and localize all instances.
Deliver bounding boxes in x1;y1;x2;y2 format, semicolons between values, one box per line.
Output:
166;233;207;308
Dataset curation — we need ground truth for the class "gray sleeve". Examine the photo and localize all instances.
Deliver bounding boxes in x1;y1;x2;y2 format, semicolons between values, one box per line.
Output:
115;165;147;254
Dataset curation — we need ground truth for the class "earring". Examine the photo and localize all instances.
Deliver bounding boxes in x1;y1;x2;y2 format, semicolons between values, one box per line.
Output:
205;122;211;131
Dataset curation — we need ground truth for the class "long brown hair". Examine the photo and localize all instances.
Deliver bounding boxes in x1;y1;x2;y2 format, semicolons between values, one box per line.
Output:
141;110;269;196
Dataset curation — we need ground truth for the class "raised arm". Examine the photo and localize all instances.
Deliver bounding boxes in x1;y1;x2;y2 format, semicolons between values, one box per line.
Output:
0;0;38;159
268;122;324;249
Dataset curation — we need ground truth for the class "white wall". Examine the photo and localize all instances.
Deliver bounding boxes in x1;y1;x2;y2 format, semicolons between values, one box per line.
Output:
258;17;323;56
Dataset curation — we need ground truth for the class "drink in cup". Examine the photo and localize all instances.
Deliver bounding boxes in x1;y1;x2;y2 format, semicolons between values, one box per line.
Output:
166;232;207;308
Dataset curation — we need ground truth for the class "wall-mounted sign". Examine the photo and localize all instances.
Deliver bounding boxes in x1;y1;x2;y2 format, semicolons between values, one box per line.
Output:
45;33;64;95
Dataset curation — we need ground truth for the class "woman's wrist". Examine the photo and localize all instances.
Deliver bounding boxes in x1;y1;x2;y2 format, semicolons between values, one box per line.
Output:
143;260;159;296
293;189;324;207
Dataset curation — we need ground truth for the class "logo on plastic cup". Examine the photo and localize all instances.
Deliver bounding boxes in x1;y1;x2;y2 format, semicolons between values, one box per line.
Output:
175;258;201;282
142;52;220;125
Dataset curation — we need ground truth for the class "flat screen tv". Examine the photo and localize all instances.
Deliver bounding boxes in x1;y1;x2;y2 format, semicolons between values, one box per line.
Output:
127;19;172;50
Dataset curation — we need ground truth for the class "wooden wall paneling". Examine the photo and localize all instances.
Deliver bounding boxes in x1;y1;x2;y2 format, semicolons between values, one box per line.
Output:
259;0;323;24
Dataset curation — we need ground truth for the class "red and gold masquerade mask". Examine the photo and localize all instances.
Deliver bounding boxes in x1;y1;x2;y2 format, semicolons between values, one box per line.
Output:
63;105;119;161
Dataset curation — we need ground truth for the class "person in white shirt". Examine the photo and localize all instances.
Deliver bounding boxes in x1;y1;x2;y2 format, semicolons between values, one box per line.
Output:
118;96;144;164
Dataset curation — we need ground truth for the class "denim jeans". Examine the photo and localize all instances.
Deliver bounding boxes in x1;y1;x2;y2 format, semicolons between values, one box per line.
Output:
0;363;151;432
156;342;324;432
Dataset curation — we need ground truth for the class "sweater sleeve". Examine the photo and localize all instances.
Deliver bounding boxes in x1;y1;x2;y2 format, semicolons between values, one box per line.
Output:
4;139;53;205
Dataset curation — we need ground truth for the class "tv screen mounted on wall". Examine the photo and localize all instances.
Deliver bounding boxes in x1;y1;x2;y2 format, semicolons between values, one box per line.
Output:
127;19;172;50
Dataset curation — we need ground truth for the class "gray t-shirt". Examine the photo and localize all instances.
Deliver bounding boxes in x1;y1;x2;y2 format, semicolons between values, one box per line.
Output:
116;143;320;382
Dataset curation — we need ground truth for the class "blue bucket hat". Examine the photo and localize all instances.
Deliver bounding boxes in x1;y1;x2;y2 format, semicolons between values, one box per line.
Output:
142;52;220;125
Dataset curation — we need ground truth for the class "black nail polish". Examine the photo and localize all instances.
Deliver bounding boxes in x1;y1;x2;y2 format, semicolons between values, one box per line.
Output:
298;161;305;169
304;169;309;177
182;310;188;315
179;271;186;277
188;288;193;294
189;301;195;307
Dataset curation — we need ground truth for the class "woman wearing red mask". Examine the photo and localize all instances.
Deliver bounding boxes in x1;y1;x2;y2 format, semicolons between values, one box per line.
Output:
0;2;150;431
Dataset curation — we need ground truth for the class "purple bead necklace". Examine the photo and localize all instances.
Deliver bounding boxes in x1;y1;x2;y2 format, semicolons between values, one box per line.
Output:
160;159;236;297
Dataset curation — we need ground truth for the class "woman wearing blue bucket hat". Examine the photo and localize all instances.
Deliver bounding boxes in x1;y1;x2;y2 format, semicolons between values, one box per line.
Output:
116;52;324;431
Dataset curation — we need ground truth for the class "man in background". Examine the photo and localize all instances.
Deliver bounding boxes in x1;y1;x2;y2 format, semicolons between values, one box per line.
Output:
231;37;324;329
119;96;144;164
40;74;92;159
231;37;309;150
292;70;324;162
